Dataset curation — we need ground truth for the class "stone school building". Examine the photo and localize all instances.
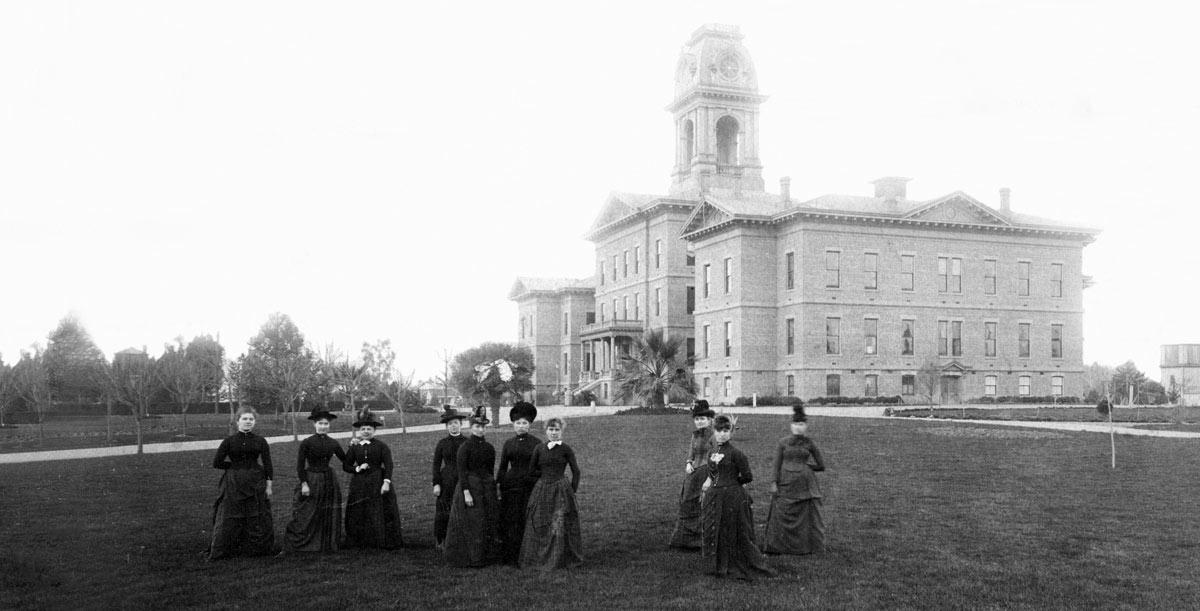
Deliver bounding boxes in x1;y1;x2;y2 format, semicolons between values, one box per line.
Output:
511;24;1098;406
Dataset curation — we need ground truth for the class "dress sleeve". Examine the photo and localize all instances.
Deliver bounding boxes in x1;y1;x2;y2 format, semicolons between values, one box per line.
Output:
496;440;511;481
735;448;753;485
432;440;444;486
343;444;358;474
772;440;784;484
381;442;394;481
455;441;470;487
296;439;309;484
566;446;581;492
212;438;231;470
334;441;348;466
527;444;543;481
809;442;826;472
259;437;273;481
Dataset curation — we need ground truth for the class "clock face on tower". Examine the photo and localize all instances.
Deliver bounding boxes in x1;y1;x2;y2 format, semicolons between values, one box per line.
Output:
718;54;741;80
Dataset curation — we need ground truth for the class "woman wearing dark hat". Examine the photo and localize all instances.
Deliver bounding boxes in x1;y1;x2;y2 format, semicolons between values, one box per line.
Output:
280;407;348;554
519;416;583;570
701;414;774;581
762;404;826;555
206;405;276;560
431;406;468;549
496;400;541;564
669;399;715;550
342;408;404;550
444;406;501;567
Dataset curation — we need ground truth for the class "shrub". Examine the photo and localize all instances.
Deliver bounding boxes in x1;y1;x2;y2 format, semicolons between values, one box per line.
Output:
732;395;804;407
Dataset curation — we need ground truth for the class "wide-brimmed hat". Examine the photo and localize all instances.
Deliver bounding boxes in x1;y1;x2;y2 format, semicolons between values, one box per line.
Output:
469;405;490;426
713;414;734;431
509;401;537;423
690;399;715;419
307;407;338;422
352;407;383;428
791;403;807;423
439;405;466;424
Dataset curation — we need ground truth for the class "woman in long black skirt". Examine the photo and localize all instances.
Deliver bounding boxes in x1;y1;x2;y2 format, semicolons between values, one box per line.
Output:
701;414;773;581
762;404;826;555
207;405;275;560
496;400;541;564
431;406;468;550
670;400;715;549
280;407;347;554
342;408;404;550
444;406;501;567
519;417;582;570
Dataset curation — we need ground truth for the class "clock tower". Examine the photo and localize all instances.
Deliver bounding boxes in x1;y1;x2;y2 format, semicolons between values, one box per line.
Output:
668;24;768;196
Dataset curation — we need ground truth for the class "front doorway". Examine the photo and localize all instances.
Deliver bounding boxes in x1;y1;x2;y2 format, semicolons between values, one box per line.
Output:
939;376;962;404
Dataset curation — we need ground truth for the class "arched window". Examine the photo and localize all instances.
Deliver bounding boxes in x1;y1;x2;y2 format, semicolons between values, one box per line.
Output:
681;119;695;164
715;115;740;166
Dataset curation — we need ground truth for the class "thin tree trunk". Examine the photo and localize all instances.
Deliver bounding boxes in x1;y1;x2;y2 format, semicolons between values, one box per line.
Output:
106;397;113;445
181;403;188;436
37;402;44;441
292;396;299;442
135;406;144;455
397;394;407;433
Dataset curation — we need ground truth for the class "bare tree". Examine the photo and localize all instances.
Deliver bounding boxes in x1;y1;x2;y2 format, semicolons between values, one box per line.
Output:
0;355;15;427
157;338;203;436
363;339;410;433
916;359;941;417
11;347;50;440
107;350;161;454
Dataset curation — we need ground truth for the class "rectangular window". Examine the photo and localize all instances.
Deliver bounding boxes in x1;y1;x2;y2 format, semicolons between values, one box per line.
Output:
633;293;639;319
1051;324;1063;358
826;374;841;397
654;288;661;316
686;286;695;314
562;352;568;376
786;318;795;355
901;319;915;355
951;321;962;356
600;303;607;322
951;258;962;293
686;253;695;266
622;250;629;277
703;325;711;358
825;251;840;288
826;317;841;354
1050;263;1062;297
633;246;640;274
938;257;948;293
724;257;732;294
984;259;997;295
585;311;595;325
520;317;525;338
655;240;662;268
938;320;949;356
1051;375;1064;396
864;253;878;290
723;376;732;398
984;322;997;357
985;375;997;397
702;377;710;397
686;338;695;360
865;374;878;397
563;312;569;335
785;252;795;290
599;260;605;285
1018;323;1031;358
864;318;878;355
724;321;732;357
1018;375;1031;396
612;255;618;282
612;299;618;321
901;374;915;396
786;374;795;396
1018;261;1031;296
901;254;914;291
703;264;711;298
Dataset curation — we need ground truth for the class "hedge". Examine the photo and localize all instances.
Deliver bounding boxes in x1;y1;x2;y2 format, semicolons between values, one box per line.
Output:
733;395;805;407
966;395;1082;405
806;395;904;406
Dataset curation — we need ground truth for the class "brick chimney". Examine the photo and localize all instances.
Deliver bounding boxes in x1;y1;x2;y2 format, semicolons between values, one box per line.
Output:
871;176;911;201
999;187;1011;213
780;176;791;202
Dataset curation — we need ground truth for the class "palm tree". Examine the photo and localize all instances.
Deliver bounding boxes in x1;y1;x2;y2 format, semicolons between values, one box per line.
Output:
614;329;696;408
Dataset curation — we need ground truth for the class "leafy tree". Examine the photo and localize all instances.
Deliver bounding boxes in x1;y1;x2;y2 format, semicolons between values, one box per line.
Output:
107;350;161;454
185;335;225;413
156;337;203;436
613;329;695;408
11;347;51;440
1110;361;1147;405
241;313;316;440
0;355;19;427
43;314;108;403
451;342;534;425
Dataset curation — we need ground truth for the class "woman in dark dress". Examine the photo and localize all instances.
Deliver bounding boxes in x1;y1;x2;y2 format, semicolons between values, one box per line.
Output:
443;406;501;567
519;417;582;570
342;408;404;550
207;406;275;560
702;414;774;581
280;407;347;554
431;406;468;549
763;404;826;555
670;400;715;549
496;400;541;564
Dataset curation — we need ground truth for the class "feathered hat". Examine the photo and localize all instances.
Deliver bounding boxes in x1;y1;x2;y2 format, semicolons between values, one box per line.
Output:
509;400;537;423
439;405;466;424
690;399;715;419
791;403;808;423
469;405;490;426
352;407;383;428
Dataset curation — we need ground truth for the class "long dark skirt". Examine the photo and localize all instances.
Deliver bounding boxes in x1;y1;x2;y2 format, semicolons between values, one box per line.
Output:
702;485;773;580
434;484;455;546
498;483;534;563
208;468;275;559
762;494;825;555
669;468;708;549
518;477;583;570
344;469;403;549
282;470;343;553
443;473;500;567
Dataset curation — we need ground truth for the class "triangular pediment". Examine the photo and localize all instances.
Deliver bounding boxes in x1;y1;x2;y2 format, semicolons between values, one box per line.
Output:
680;199;734;235
904;193;1011;226
589;196;636;232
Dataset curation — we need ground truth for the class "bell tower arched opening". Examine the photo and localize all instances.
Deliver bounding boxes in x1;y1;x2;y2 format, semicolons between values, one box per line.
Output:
715;115;740;166
681;119;695;167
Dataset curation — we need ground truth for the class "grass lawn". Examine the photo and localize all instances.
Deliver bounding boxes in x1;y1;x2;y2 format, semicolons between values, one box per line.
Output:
2;415;1198;609
0;411;443;454
892;405;1200;425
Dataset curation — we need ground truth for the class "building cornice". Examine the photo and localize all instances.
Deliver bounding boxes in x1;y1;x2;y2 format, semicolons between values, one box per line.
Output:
585;199;698;242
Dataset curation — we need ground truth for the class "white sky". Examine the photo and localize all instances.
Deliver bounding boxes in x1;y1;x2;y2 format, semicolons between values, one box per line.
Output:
1;1;1197;380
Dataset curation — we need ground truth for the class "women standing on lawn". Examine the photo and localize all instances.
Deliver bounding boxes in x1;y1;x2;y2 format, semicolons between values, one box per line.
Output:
431;406;468;549
669;400;715;550
496;400;541;564
519;417;583;570
206;405;275;560
444;406;501;567
342;408;404;550
280;407;347;554
702;414;774;581
762;404;826;555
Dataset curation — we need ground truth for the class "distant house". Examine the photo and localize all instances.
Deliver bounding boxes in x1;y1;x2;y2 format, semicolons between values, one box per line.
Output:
1161;344;1200;406
417;380;461;407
